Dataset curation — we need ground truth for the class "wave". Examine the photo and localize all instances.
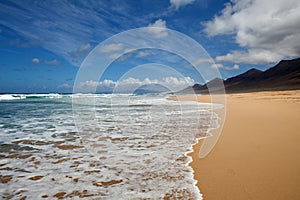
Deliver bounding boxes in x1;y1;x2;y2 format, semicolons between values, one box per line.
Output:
0;94;65;101
0;94;217;199
0;93;165;101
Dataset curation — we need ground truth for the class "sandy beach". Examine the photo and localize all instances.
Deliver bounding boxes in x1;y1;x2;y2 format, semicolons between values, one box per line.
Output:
174;90;300;199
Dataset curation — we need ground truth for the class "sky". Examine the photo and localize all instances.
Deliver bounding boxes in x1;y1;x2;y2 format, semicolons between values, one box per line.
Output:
0;0;299;93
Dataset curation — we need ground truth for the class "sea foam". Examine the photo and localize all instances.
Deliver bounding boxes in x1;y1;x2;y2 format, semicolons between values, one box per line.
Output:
0;94;221;199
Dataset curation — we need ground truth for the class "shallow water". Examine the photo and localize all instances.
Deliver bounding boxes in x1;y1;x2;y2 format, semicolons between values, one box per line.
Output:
0;94;219;199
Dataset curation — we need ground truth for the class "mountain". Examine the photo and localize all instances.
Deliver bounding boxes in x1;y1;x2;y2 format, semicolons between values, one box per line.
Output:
224;68;264;92
133;84;170;94
175;83;203;94
192;83;203;90
190;57;300;94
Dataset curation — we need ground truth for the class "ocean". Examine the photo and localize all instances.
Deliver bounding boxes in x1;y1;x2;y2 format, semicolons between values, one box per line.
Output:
0;94;219;199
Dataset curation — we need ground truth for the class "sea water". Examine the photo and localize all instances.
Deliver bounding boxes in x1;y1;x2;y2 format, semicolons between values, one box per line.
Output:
0;94;220;199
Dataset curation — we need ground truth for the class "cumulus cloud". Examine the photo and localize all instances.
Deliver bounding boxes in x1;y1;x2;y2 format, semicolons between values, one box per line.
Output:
170;0;195;10
78;77;194;93
211;63;240;70
147;19;168;38
32;58;40;64
204;0;300;64
44;59;61;66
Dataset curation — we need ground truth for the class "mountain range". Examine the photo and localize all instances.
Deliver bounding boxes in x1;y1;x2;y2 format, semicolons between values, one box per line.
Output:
182;57;300;94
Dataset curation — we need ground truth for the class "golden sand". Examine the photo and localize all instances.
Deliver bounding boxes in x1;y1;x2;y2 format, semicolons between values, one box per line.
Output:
174;90;300;199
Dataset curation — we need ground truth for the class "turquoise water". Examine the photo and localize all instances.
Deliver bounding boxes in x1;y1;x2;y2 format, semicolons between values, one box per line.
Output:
0;94;219;199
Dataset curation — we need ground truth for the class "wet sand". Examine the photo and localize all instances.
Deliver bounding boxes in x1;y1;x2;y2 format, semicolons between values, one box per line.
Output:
175;90;300;199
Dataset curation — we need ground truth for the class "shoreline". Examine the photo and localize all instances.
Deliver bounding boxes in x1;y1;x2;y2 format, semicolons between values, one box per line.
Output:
168;94;224;199
179;90;300;199
184;137;203;199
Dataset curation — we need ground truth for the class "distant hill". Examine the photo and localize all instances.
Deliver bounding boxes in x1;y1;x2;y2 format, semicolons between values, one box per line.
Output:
187;57;300;94
133;84;170;94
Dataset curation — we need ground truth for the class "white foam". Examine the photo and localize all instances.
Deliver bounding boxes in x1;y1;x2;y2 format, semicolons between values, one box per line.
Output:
0;94;26;100
25;93;63;98
0;93;65;101
0;95;221;199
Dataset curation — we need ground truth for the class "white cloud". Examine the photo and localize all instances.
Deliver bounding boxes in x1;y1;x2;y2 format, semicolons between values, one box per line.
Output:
136;51;151;58
44;59;61;66
231;64;240;70
108;53;122;60
163;76;194;86
98;43;133;60
32;58;40;64
170;0;195;10
191;58;213;66
147;19;168;38
204;0;300;64
70;43;93;58
97;43;140;61
215;49;284;64
101;79;116;87
99;43;124;53
211;63;240;70
78;76;195;93
58;83;72;89
78;43;92;52
32;57;61;66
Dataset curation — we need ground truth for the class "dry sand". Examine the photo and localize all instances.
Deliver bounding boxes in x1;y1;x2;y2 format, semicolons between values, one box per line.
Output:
175;90;300;199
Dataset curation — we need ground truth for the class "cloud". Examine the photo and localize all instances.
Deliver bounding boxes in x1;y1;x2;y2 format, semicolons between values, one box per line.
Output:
211;63;240;70
32;58;40;64
0;1;151;66
215;50;284;64
99;43;124;53
149;19;167;29
204;0;300;64
70;43;93;58
136;51;151;58
78;76;195;93
44;59;61;66
98;43;134;60
98;43;139;60
190;58;213;66
0;1;196;67
78;43;92;52
106;53;120;60
147;19;168;38
10;38;44;48
32;57;61;66
58;83;72;89
170;0;196;10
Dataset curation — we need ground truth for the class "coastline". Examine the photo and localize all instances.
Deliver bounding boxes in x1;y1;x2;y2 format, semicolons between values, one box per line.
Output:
167;94;224;199
181;90;300;199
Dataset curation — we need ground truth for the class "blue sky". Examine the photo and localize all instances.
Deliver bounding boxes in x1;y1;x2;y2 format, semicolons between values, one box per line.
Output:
0;0;299;93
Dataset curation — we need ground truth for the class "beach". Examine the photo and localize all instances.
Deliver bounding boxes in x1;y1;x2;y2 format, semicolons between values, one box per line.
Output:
1;92;299;199
184;90;300;199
